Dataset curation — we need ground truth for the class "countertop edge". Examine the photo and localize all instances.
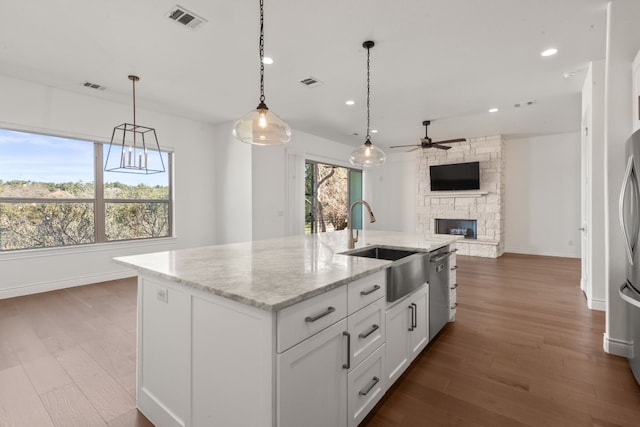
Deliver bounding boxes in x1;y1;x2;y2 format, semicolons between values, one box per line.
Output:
114;257;392;312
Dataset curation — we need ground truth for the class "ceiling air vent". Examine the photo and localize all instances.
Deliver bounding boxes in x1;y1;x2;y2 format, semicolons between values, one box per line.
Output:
83;81;105;90
166;5;207;30
299;77;323;88
514;100;536;108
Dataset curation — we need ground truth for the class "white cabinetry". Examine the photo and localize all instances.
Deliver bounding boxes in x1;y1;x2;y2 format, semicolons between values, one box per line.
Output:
385;285;429;385
277;319;349;427
449;250;458;321
277;270;387;427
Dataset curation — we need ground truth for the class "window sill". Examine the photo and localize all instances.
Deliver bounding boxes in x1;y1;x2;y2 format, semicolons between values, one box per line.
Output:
0;237;177;261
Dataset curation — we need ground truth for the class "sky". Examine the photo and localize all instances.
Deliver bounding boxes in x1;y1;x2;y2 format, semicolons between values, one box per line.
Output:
0;128;168;187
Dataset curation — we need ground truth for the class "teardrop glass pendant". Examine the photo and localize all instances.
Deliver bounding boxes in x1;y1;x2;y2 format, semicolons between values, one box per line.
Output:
349;140;387;167
233;103;291;145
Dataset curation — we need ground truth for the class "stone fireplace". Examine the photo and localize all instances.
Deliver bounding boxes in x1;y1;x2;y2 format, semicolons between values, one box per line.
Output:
416;135;505;258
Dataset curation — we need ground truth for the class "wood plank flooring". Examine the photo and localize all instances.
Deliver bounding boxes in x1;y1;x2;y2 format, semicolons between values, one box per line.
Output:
0;278;151;427
0;254;638;426
361;254;640;427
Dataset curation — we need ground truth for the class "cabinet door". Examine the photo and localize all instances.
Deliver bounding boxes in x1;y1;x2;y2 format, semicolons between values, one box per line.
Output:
385;301;411;385
277;319;348;427
408;286;429;358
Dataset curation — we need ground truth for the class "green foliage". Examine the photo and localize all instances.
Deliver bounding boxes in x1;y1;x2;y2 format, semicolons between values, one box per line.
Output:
0;180;170;250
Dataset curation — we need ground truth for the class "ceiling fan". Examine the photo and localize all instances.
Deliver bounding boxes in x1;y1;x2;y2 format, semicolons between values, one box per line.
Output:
390;120;466;151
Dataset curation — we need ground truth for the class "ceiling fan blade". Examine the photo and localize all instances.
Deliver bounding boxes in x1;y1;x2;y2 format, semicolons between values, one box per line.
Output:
434;138;466;144
408;147;422;152
431;143;452;150
389;144;421;148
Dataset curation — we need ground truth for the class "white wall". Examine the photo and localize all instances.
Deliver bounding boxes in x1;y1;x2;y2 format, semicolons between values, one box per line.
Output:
602;0;640;356
582;60;607;311
504;132;582;258
0;74;217;298
365;152;417;233
213;122;253;244
251;129;356;240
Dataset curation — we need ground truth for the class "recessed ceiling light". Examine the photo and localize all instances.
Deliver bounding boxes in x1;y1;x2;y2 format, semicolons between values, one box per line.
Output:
488;108;499;113
371;129;378;133
262;57;274;65
541;48;558;57
345;100;355;106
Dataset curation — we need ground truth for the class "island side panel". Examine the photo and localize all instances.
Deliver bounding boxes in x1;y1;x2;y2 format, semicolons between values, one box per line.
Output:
191;292;275;427
137;276;191;427
137;275;276;427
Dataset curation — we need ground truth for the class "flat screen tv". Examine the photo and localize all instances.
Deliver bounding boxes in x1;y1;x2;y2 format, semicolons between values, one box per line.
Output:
430;161;480;191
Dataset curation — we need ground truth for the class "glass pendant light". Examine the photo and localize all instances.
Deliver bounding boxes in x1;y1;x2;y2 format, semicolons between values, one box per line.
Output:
233;0;291;145
104;75;166;174
350;40;386;168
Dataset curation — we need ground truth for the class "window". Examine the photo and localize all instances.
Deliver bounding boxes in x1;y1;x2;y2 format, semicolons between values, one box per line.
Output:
305;161;362;234
0;128;172;251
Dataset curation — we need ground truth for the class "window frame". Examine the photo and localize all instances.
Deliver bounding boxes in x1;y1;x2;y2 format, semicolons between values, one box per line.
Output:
0;129;174;252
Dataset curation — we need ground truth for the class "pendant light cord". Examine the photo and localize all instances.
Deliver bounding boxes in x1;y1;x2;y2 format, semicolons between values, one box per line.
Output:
366;43;371;143
132;78;137;127
259;0;265;104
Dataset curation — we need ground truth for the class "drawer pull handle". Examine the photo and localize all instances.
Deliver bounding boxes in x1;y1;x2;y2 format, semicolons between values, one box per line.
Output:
360;285;381;296
358;376;380;396
451;303;458;309
358;324;379;339
305;306;335;323
450;283;458;290
343;331;351;369
450;266;458;271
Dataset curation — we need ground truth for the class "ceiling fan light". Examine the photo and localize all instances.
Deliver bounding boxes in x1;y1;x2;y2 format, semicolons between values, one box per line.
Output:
350;140;386;168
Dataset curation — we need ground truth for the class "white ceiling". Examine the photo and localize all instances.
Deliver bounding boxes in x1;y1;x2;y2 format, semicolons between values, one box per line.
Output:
0;0;608;148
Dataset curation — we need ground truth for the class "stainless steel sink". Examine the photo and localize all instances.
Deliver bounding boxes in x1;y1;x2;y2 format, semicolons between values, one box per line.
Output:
343;246;428;302
343;246;419;261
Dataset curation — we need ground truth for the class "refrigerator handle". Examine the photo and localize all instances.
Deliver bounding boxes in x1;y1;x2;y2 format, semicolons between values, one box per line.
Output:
619;156;636;265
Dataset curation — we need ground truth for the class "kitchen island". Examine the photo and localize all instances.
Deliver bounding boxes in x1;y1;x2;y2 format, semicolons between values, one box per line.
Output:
115;230;460;427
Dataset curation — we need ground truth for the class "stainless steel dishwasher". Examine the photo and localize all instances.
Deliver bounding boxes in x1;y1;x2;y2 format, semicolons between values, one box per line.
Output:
428;246;451;340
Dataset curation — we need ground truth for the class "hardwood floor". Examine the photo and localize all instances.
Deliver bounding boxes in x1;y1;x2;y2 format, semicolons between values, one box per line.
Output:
361;254;640;427
0;278;152;427
0;254;638;426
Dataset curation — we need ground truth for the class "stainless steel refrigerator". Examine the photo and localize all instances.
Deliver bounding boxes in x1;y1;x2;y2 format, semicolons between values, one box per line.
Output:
618;128;640;384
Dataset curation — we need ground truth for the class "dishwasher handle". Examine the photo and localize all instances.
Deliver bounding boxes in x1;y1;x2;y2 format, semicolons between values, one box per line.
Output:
430;251;452;263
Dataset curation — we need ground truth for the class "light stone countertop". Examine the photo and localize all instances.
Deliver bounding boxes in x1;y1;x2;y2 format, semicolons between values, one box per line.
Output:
114;230;461;311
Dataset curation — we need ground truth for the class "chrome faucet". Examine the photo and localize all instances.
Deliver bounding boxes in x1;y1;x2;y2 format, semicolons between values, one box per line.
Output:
348;200;376;249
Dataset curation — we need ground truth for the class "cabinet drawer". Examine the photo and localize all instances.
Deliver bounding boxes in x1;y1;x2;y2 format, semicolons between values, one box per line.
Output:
347;344;386;427
347;298;385;369
347;270;386;315
277;286;347;353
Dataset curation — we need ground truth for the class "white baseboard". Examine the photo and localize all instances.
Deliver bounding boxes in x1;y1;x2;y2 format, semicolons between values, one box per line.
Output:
587;297;606;311
0;269;136;299
504;246;580;259
603;333;633;357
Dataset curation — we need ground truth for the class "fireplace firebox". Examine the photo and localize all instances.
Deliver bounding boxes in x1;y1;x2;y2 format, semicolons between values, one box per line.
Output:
435;219;477;239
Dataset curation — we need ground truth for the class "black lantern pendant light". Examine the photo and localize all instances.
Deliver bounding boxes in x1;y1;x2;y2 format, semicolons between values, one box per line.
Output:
104;75;165;174
233;0;291;145
349;40;386;168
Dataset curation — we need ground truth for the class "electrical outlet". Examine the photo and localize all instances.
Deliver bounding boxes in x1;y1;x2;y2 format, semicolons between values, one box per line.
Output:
156;288;168;303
